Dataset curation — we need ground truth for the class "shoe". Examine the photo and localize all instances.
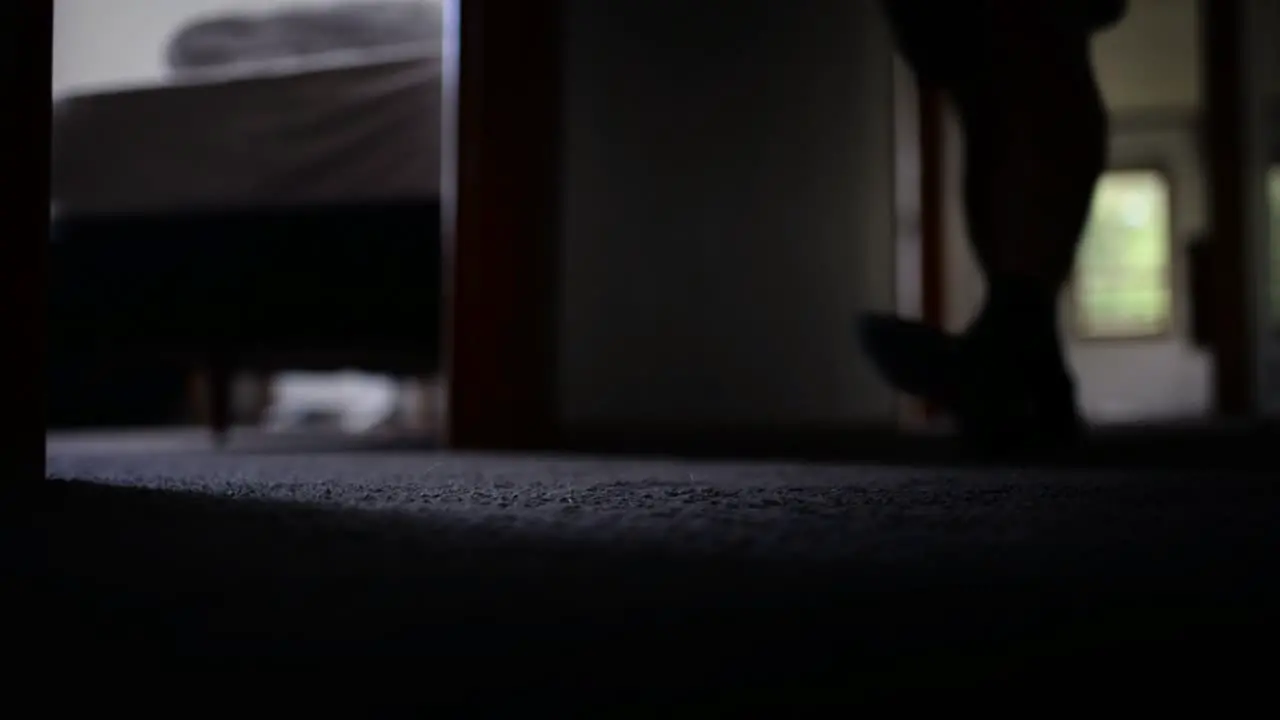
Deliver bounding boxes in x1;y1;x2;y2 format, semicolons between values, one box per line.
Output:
858;313;1085;453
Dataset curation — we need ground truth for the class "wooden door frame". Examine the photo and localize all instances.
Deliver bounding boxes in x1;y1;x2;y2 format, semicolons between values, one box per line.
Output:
2;3;53;495
443;0;563;451
1201;0;1255;417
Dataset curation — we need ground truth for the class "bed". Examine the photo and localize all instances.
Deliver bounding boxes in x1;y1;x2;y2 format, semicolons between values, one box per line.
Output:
51;44;443;215
49;2;447;437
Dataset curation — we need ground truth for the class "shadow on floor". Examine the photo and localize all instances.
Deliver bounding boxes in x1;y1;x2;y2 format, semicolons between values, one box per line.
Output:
562;421;1280;470
46;421;1280;470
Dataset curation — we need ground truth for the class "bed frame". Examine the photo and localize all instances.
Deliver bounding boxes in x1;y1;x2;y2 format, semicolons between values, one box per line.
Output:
49;199;443;440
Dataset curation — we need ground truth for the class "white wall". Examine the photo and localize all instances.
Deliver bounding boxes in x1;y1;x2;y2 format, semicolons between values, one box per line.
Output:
52;0;433;96
53;0;286;95
1091;0;1201;113
558;0;899;428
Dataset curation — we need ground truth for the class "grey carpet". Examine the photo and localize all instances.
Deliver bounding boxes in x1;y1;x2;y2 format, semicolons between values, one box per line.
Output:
18;447;1280;703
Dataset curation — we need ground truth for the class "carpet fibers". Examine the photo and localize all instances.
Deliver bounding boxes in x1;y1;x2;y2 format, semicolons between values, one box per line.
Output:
16;445;1280;705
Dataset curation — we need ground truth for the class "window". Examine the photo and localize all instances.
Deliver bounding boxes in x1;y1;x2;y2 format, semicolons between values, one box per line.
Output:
1071;169;1174;340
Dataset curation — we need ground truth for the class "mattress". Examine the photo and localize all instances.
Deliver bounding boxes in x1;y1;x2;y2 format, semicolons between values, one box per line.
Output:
51;46;443;215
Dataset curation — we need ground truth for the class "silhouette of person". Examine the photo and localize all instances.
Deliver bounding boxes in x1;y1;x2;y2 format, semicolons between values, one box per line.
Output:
862;0;1128;451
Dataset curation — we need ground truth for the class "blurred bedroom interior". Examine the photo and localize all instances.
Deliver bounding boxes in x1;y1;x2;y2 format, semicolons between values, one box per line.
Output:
48;0;448;449
45;0;1280;454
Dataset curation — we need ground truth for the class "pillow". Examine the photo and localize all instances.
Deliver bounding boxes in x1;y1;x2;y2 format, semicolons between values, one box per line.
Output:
166;1;442;72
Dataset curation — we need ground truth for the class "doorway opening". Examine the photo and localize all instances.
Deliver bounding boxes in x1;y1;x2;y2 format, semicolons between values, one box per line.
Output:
47;0;448;452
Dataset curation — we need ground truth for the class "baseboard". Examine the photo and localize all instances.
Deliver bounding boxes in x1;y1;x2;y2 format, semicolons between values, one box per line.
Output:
553;421;947;462
552;419;1280;468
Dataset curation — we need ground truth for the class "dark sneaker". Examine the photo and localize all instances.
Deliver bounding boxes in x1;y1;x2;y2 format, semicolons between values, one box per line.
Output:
857;314;965;407
858;313;1084;452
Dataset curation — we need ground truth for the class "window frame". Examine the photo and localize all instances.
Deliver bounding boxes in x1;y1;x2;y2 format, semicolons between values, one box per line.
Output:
1067;164;1179;343
1264;164;1280;331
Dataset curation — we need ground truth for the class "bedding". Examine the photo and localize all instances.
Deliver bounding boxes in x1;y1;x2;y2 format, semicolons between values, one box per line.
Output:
50;47;443;214
167;1;443;73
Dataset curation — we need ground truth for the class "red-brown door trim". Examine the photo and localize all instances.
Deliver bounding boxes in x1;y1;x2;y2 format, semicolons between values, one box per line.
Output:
1201;0;1254;417
444;0;564;451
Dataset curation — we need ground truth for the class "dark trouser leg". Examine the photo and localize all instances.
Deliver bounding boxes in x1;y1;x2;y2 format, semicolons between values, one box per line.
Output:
884;0;1110;292
867;1;1112;444
952;15;1108;301
950;12;1108;429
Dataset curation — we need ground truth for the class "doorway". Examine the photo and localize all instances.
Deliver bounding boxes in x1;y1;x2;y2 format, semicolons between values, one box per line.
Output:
924;0;1258;428
47;0;448;451
1245;0;1280;417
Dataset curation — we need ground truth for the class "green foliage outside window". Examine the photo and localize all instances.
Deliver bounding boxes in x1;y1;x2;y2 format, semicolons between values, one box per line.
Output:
1074;170;1173;339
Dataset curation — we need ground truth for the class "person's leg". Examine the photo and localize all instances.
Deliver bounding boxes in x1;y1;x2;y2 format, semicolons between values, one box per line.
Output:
866;0;1118;447
957;5;1107;297
954;3;1110;435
